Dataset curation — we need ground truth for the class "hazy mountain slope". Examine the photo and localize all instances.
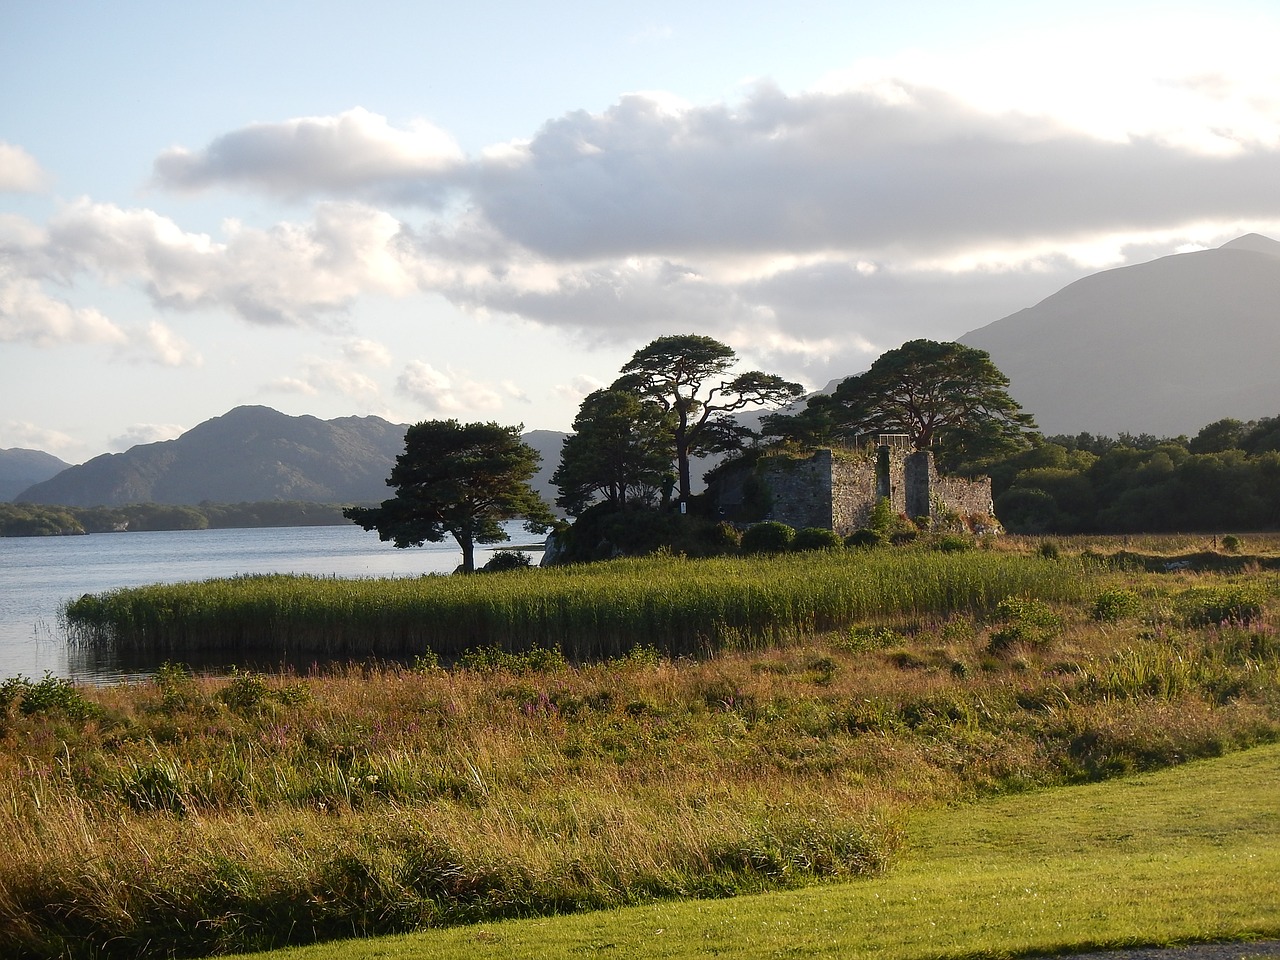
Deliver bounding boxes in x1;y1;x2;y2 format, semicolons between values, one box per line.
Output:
0;449;72;502
958;235;1280;437
15;407;410;507
520;429;568;509
15;407;570;511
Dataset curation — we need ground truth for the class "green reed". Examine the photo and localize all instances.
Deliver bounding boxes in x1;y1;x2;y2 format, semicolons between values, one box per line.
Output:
65;550;1094;662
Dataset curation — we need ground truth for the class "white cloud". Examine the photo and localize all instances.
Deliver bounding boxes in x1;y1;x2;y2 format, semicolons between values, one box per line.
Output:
0;274;126;347
0;142;50;193
0;420;80;458
552;374;607;402
265;376;318;396
16;16;1280;409
395;361;504;414
342;337;392;366
107;422;185;451
114;321;202;367
152;107;464;203
28;198;415;326
301;359;382;401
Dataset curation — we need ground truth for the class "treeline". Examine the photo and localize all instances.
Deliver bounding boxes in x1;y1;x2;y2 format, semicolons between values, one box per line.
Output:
987;416;1280;533
0;501;351;537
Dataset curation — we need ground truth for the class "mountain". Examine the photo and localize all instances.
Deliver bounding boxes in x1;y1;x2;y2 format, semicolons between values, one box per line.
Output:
15;407;410;507
0;448;72;501
958;235;1280;437
521;429;567;508
14;406;569;512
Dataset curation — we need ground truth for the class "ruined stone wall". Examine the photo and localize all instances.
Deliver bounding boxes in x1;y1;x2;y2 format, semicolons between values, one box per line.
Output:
830;451;885;536
757;449;834;531
715;446;995;536
931;474;996;520
903;450;995;525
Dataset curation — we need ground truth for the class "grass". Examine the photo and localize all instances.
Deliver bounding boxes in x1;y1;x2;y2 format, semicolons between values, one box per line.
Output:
4;544;1279;957
222;742;1280;960
64;549;1096;662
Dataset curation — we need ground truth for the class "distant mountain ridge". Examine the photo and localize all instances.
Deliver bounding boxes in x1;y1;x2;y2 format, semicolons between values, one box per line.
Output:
15;406;566;509
0;448;71;501
958;234;1280;437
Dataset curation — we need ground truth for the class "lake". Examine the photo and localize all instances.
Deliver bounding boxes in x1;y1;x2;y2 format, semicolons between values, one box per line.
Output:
0;523;541;683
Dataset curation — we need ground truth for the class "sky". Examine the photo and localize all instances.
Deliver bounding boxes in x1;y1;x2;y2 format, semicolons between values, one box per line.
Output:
4;1;1280;464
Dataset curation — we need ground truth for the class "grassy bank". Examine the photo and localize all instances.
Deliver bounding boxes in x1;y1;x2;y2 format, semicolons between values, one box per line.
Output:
223;742;1280;960
4;551;1280;957
64;549;1096;661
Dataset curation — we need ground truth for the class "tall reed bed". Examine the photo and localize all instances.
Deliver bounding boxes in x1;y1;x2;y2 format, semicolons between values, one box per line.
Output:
65;551;1094;662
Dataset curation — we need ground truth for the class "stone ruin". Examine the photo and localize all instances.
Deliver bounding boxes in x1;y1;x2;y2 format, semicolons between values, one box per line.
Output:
710;441;997;537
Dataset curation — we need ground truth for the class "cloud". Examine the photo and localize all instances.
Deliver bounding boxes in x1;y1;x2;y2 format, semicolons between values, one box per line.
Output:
25;198;416;326
19;21;1280;402
107;422;185;451
342;337;392;366
265;354;385;405
0;142;50;193
395;361;505;415
552;374;608;402
0;420;81;458
0;274;126;347
152;107;464;203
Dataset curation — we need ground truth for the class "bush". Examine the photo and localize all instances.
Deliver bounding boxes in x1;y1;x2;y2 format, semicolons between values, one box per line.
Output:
933;534;973;553
703;521;742;554
1093;588;1142;622
1220;534;1242;553
1177;585;1265;626
481;550;534;573
792;527;843;552
987;596;1063;652
1037;540;1061;560
867;497;897;536
844;528;884;548
741;521;796;554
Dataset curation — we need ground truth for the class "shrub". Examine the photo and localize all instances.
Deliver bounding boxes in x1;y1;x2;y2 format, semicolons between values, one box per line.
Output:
1220;534;1242;553
1093;588;1142;622
792;527;843;552
481;550;534;573
741;521;796;554
0;673;98;721
704;521;743;553
987;596;1063;652
455;645;568;674
934;534;973;553
1037;540;1061;560
844;528;883;548
1177;585;1265;627
867;497;897;536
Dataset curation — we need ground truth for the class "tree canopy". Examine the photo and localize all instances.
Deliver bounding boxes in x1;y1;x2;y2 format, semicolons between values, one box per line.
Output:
765;340;1034;467
613;334;804;502
552;388;673;516
344;420;553;573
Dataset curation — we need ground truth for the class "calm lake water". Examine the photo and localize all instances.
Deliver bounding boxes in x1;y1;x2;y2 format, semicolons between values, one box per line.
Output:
0;523;539;683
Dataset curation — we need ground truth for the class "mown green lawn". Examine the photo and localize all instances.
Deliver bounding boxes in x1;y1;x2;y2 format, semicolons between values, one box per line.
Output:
227;742;1280;960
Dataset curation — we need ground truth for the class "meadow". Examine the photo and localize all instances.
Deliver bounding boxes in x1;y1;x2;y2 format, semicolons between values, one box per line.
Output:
1;539;1277;958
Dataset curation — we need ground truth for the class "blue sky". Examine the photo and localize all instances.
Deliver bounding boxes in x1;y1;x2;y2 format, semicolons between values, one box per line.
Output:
4;1;1280;462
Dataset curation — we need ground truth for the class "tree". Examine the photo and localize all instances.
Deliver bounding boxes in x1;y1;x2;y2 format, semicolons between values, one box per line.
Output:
825;339;1035;457
613;334;804;503
552;388;674;516
344;420;554;573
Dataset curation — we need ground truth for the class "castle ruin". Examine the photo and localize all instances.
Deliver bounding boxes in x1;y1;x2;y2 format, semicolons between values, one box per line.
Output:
711;442;996;537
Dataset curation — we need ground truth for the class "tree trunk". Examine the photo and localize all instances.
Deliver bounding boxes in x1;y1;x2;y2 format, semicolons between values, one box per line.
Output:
457;533;475;573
